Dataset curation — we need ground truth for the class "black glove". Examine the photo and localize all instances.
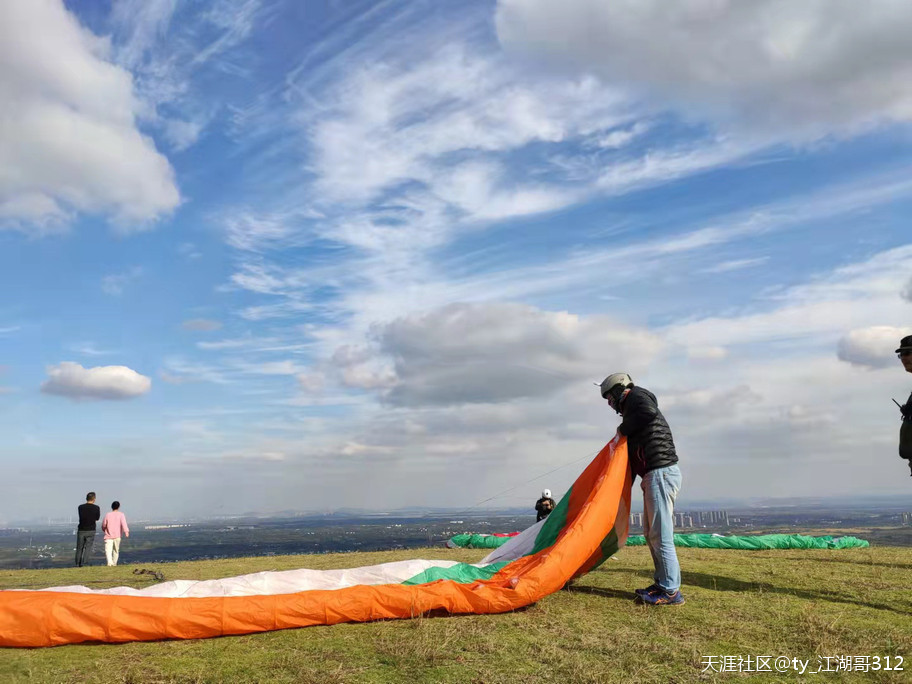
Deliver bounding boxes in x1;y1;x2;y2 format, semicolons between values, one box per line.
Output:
901;403;912;420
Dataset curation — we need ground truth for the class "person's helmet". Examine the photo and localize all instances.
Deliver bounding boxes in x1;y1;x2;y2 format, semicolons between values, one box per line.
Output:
542;489;551;499
599;373;633;399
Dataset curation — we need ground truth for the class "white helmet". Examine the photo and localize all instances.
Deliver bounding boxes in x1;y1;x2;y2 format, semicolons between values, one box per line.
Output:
542;489;551;499
599;373;633;399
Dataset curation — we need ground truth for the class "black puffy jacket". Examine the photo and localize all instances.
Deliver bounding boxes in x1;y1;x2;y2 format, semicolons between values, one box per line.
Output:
617;386;678;478
535;497;556;522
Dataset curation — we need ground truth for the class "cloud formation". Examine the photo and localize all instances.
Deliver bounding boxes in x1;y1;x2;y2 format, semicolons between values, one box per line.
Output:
101;267;143;296
346;302;664;406
902;277;912;303
496;0;912;135
41;362;152;400
0;0;179;232
837;326;912;369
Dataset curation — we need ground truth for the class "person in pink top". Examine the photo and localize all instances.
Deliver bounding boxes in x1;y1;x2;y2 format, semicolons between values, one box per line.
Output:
101;501;130;566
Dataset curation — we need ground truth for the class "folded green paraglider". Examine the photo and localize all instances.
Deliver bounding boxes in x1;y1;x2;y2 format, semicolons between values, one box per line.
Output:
448;532;869;550
625;533;869;550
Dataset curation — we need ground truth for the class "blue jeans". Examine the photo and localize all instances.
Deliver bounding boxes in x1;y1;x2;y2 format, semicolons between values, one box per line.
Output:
641;464;682;592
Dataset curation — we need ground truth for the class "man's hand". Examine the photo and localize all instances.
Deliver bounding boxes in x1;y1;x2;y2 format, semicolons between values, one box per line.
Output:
901;403;912;420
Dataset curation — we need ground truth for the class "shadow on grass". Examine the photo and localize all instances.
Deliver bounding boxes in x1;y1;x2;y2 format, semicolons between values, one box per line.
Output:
682;571;911;616
560;584;634;601
594;567;911;615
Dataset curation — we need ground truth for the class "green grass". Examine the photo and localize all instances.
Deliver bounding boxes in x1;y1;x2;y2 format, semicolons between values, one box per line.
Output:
1;545;910;683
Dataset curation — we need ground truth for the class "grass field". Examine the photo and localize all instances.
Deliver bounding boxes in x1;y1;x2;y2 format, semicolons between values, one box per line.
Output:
1;545;910;683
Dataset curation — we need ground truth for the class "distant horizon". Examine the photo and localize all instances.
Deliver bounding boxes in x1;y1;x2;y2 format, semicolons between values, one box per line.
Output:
6;492;910;528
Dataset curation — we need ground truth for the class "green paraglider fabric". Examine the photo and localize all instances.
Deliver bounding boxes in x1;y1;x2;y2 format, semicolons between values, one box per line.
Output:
448;531;870;550
624;533;869;549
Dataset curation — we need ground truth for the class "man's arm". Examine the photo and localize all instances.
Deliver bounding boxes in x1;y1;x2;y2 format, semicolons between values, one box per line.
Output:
618;391;658;436
123;514;129;538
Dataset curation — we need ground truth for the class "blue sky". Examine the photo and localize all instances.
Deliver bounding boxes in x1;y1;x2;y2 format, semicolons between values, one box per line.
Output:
1;0;911;522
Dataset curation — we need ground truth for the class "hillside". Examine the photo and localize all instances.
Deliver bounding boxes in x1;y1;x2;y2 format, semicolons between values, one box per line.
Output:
1;545;909;683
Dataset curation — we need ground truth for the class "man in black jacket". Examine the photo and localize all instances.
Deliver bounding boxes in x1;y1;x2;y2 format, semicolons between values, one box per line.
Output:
897;336;912;476
535;489;556;521
75;491;100;567
600;373;684;605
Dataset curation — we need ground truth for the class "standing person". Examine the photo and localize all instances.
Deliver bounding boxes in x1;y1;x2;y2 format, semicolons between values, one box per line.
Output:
102;501;130;566
535;489;556;522
75;492;100;567
896;335;912;476
600;373;684;606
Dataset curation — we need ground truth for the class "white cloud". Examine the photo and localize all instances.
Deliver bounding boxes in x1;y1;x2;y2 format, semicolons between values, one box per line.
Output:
69;342;117;357
178;242;202;260
162;118;204;151
171;419;223;444
296;372;325;394
496;0;912;136
111;0;266;152
782;404;836;429
902;277;912;303
237;300;311;321
686;346;728;361
298;43;639;263
661;385;761;419
159;357;229;385
837;326;912;369
594;121;650;149
182;318;223;332
340;364;398;392
665;246;912;350
197;335;281;351
223;212;300;252
700;257;769;274
358;301;663;406
41;361;151;400
308;45;627;205
102;267;143;296
0;0;179;232
247;361;303;376
228;262;308;295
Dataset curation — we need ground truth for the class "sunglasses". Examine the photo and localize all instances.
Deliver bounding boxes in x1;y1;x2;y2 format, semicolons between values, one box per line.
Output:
900;351;912;358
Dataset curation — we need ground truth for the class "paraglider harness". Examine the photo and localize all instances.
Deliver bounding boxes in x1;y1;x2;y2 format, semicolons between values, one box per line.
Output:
894;396;912;477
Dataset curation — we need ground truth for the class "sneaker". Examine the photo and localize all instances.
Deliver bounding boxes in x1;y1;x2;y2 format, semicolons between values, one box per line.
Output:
637;589;685;606
634;583;660;597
